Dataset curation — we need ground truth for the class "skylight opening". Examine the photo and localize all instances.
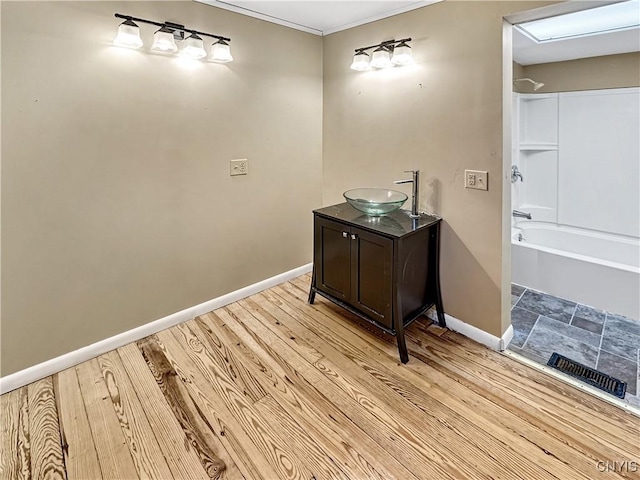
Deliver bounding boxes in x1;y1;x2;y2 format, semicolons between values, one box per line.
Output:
515;0;640;43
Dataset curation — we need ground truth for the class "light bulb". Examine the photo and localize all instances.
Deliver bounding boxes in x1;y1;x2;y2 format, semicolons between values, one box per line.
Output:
391;42;413;65
114;19;143;49
209;40;233;63
370;46;392;69
151;26;178;53
181;33;206;59
350;51;370;71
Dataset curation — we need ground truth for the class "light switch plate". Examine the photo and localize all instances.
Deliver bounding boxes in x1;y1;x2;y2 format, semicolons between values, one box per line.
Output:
465;170;488;190
230;159;248;176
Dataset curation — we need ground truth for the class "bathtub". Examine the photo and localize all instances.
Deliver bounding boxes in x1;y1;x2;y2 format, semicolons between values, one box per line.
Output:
512;222;640;320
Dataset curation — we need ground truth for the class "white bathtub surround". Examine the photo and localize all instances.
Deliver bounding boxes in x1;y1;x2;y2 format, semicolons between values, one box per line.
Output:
513;88;640;234
512;221;640;319
512;87;640;319
513;93;559;224
558;89;640;238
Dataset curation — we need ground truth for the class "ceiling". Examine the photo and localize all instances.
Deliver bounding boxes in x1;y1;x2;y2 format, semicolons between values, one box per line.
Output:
196;0;639;63
196;0;441;35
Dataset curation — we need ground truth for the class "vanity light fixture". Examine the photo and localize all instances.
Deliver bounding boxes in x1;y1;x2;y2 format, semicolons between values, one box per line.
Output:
370;45;392;69
114;18;144;49
151;25;179;53
350;38;412;71
181;32;207;59
350;50;371;71
210;39;233;63
113;13;232;62
391;40;413;65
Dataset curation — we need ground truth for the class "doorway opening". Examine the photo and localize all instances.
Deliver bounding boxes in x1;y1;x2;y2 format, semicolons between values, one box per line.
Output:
503;1;640;410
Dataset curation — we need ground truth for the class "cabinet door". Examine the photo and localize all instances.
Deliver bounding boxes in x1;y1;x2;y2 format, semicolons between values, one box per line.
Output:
314;216;351;301
350;227;393;329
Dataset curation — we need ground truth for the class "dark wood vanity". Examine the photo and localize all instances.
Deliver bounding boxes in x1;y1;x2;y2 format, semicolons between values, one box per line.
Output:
308;203;445;363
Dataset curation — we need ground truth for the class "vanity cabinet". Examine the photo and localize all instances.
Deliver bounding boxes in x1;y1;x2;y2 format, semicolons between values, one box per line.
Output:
309;203;445;363
313;216;394;328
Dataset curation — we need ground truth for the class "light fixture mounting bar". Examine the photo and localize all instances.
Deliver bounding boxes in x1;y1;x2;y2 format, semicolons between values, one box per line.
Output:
354;37;411;53
114;13;231;42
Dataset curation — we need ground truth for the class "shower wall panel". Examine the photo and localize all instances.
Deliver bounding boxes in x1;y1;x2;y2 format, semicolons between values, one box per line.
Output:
514;88;640;238
558;88;640;238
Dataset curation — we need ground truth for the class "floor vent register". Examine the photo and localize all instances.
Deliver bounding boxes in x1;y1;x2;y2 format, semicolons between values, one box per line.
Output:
547;353;627;399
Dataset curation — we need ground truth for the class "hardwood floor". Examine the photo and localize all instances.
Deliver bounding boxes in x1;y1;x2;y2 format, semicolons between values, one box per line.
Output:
1;274;639;479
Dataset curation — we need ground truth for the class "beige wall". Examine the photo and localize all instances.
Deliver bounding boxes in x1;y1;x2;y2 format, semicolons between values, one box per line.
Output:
520;53;640;93
3;0;572;375
1;1;323;375
323;1;552;337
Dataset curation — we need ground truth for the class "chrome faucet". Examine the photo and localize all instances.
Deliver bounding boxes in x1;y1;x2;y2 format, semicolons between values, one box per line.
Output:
394;170;420;218
513;210;532;220
511;165;523;183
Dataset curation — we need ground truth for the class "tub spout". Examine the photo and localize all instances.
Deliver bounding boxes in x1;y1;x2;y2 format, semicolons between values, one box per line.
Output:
513;210;532;220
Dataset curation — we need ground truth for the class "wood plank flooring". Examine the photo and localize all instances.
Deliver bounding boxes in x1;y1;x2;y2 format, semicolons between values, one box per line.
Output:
1;274;639;479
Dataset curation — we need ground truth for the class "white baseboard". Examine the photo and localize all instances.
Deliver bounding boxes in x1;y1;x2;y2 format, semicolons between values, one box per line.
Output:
499;324;514;350
426;309;514;351
0;263;312;395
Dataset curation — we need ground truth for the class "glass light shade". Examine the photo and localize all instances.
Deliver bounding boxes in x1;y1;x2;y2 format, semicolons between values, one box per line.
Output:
114;20;143;49
370;47;392;69
209;41;233;63
181;33;206;59
350;51;370;71
151;27;178;53
391;43;413;65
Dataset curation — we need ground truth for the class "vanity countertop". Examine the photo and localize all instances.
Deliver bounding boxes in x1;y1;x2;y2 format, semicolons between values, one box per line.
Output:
313;203;440;238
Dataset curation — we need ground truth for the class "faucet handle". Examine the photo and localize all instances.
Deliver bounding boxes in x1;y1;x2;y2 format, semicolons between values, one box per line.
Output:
403;169;419;174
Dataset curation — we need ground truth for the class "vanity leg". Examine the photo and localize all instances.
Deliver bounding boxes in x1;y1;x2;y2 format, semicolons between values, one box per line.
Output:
435;296;446;327
308;265;316;304
394;288;409;364
396;329;409;364
432;224;447;328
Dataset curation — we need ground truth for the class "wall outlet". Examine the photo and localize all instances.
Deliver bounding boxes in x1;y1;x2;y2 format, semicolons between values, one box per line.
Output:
230;159;248;176
465;170;488;190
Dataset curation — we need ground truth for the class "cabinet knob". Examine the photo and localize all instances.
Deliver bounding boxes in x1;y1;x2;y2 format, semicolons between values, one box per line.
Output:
350;234;357;240
342;231;348;238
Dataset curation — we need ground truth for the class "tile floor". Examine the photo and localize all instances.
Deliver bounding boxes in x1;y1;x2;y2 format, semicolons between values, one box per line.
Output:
509;284;640;408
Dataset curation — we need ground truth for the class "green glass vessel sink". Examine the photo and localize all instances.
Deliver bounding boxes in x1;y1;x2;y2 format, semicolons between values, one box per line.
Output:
343;188;408;216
